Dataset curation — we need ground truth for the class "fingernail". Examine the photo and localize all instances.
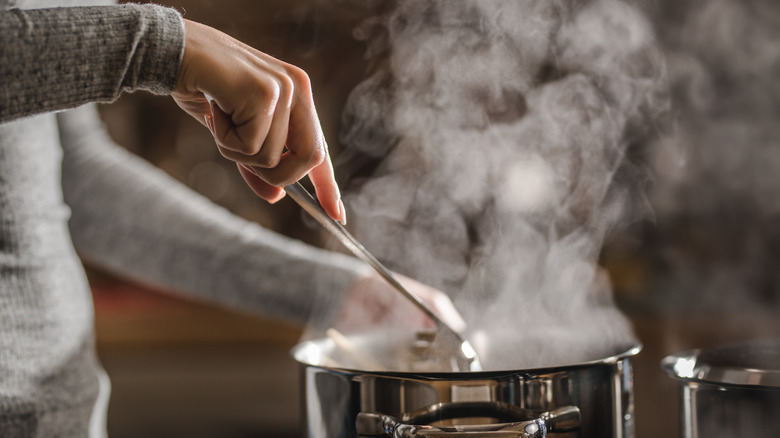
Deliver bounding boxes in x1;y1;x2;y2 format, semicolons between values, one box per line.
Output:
338;198;347;226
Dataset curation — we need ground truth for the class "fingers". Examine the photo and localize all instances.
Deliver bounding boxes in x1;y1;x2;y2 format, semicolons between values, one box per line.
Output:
173;19;344;211
171;93;212;129
211;75;291;170
334;272;433;333
306;148;344;224
334;272;466;335
239;66;320;184
286;81;343;222
237;164;285;203
396;274;468;333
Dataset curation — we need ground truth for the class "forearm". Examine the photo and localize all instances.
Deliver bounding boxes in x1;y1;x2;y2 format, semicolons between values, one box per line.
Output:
58;105;367;326
0;4;184;122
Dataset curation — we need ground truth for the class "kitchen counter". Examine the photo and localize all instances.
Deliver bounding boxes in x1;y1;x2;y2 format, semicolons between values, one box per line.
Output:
93;282;303;438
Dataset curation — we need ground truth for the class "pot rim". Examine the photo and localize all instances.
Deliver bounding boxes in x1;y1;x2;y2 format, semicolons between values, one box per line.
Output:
661;338;780;389
292;338;642;377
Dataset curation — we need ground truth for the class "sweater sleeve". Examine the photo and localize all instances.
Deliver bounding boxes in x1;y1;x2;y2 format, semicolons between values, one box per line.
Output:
0;4;184;122
57;104;370;328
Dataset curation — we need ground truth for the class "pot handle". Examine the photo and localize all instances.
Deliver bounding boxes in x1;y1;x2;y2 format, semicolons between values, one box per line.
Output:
356;403;580;438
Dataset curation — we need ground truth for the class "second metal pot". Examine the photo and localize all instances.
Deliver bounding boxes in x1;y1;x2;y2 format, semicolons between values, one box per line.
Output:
662;338;780;438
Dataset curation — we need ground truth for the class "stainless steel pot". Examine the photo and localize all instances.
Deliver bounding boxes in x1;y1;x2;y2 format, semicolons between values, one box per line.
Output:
662;338;780;438
293;331;641;437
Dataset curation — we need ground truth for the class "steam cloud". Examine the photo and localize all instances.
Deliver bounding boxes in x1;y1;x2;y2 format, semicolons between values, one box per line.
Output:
336;0;668;369
637;0;780;315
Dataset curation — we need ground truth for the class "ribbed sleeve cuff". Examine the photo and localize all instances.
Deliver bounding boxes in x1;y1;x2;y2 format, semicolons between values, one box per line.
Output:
0;4;185;122
122;4;185;94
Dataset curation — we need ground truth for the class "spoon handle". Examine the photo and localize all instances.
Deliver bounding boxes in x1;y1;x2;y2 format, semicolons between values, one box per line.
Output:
283;182;439;323
283;182;481;372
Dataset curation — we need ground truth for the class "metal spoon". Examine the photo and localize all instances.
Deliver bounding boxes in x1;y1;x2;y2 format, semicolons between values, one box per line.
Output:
284;182;482;372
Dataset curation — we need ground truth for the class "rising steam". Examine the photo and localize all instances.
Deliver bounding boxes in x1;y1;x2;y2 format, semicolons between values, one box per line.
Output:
636;0;780;315
336;0;668;369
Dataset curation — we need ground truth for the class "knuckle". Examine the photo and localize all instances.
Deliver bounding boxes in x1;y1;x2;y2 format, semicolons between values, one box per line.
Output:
216;145;240;161
238;143;260;156
225;137;261;156
252;153;281;169
242;76;280;112
278;72;295;93
287;65;310;84
287;66;312;92
257;78;282;108
217;143;258;165
237;141;262;156
307;144;327;167
272;73;295;107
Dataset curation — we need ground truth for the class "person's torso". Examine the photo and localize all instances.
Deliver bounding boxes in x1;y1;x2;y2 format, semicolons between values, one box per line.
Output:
0;113;102;436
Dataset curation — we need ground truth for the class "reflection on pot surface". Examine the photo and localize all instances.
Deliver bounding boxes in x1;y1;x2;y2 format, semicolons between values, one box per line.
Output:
293;331;640;438
662;338;780;438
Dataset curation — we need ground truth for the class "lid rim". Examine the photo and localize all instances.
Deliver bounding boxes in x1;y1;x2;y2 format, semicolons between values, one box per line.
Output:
661;338;780;389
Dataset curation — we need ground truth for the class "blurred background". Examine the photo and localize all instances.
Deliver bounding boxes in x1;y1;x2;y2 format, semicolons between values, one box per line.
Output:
92;0;780;437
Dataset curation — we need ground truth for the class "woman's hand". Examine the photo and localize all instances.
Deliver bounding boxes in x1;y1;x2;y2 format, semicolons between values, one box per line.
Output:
333;272;467;334
171;19;345;224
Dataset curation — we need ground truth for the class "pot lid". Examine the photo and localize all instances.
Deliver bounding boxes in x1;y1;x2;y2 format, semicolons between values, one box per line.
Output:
661;338;780;388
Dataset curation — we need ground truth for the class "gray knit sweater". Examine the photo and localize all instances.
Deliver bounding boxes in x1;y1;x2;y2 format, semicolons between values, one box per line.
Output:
0;1;366;437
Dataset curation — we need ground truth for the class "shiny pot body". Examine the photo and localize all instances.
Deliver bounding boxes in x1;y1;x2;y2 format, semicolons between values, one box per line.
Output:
673;381;780;437
662;338;780;438
293;333;640;438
